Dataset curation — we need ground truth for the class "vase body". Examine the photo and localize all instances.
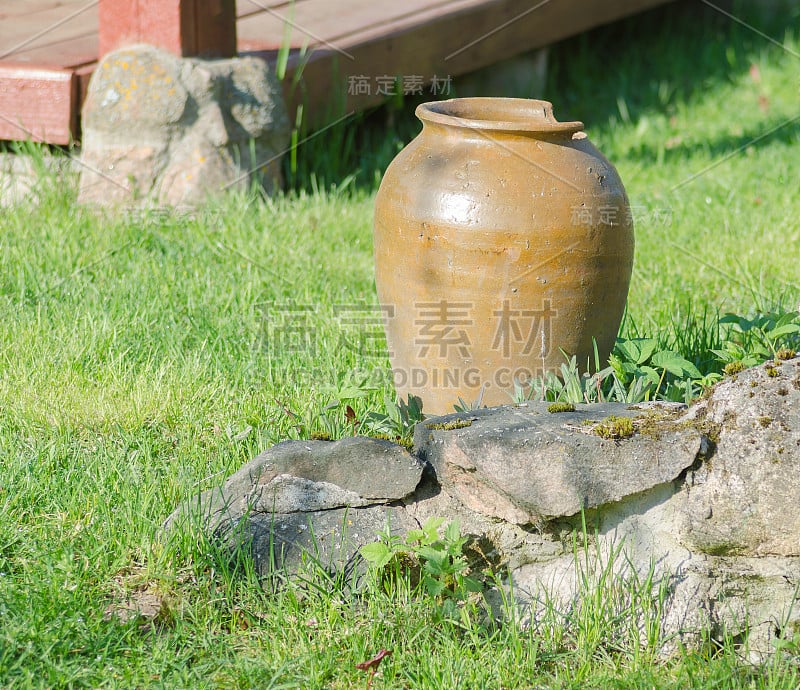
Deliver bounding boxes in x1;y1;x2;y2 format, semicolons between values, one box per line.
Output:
373;98;634;415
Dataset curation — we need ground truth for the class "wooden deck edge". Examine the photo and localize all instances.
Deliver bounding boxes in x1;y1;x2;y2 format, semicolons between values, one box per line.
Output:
0;63;78;145
0;0;675;144
263;0;677;128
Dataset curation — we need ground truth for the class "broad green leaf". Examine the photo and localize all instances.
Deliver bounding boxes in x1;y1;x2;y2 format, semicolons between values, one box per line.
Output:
636;338;658;364
776;312;800;327
419;549;447;574
422;575;446;597
651;351;702;378
360;542;392;568
766;324;800;339
639;365;660;383
444;520;461;544
720;313;752;329
405;528;424;545
614;338;639;363
463;576;483;593
422;516;445;534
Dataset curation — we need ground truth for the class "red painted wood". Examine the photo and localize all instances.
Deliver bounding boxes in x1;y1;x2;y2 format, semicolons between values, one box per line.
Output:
98;0;236;58
0;64;76;144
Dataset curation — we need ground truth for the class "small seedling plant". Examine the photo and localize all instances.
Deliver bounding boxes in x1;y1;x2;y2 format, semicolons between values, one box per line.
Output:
609;337;709;403
520;343;706;406
712;310;800;368
360;517;483;617
362;393;425;448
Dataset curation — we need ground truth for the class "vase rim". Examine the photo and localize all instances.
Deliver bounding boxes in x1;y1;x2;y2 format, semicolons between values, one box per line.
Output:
416;98;584;135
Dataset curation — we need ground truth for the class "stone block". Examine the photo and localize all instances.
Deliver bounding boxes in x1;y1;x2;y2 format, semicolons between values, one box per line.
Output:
78;44;289;207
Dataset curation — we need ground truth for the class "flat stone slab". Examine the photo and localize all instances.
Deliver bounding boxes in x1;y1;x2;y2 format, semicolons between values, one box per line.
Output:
414;402;704;525
164;436;423;578
165;436;424;530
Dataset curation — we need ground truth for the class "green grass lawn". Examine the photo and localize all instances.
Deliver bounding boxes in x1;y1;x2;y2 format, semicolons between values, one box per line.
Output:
1;1;799;687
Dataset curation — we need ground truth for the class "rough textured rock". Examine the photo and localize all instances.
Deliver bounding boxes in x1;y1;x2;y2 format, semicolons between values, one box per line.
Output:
415;402;703;525
242;506;415;578
164;436;424;577
680;357;800;557
503;359;800;660
509;479;800;661
168;436;424;525
166;357;800;659
78;44;289;207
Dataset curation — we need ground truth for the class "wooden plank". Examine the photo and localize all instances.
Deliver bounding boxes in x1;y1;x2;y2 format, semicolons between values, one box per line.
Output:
241;0;675;127
236;0;314;21
182;0;238;58
3;32;98;69
0;63;76;144
0;1;98;61
237;0;483;51
0;0;676;144
98;0;236;58
0;1;89;21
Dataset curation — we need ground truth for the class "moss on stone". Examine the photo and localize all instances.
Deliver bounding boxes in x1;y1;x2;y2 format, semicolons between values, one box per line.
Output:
594;415;635;440
547;402;576;413
429;419;473;431
724;360;746;376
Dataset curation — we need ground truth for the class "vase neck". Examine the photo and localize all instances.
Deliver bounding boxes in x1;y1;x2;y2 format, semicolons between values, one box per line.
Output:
416;98;583;138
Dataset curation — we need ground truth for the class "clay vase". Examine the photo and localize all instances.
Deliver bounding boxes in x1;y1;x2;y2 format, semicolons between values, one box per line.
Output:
373;98;634;415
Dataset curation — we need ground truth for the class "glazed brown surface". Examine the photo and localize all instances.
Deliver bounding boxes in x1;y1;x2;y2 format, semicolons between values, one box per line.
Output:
374;98;634;413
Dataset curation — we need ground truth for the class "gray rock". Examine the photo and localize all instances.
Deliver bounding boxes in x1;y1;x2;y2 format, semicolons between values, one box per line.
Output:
402;471;568;572
78;44;289;207
509;481;800;662
680;357;800;557
165;358;800;658
503;361;800;660
415;402;703;525
164;436;424;577
167;436;424;527
240;505;415;578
